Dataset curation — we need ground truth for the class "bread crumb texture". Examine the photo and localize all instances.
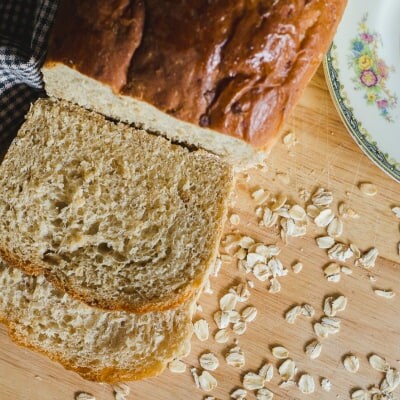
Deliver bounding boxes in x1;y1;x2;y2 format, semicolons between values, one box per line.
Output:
0;98;233;312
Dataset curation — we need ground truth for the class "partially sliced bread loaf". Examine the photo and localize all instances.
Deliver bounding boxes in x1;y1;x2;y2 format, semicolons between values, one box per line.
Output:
0;98;233;312
0;258;194;383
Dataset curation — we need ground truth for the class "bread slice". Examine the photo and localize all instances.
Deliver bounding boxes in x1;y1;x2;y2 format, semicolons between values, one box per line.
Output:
0;257;194;383
0;98;233;313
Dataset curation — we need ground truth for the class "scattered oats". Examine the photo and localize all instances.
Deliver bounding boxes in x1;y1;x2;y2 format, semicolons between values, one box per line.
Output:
292;262;303;273
256;206;263;218
285;305;302;324
381;368;400;392
332;296;348;312
316;236;335;249
268;257;287;277
112;383;130;398
339;202;360;219
328;243;354;262
241;306;258;323
356;248;379;269
341;266;353;275
321;378;332;392
252;244;281;258
350;244;361;259
199;353;219;371
204;279;213;294
315;209;335;227
240;236;256;249
230;214;241;225
324;295;347;317
226;346;245;368
114;395;126;400
220;293;238;311
278;380;296;388
305;340;322;360
223;234;242;254
75;393;96;400
191;367;200;388
168;359;186;373
272;346;290;360
313;323;329;338
230;283;251;302
229;310;241;324
243;372;265;391
259;364;274;382
369;354;389;372
246;252;267;269
374;289;395;299
392;207;400;218
230;388;247;400
359;182;378;196
248;280;255;288
252;189;270;205
214;311;230;329
215;329;230;344
306;205;320;218
204;397;216;400
312;188;333;207
298;374;315;394
199;371;218;392
268;278;281;293
233;321;247;335
235;247;247;260
324;262;341;276
270;194;287;211
278;359;296;380
351;389;368;400
301;304;315;318
194;320;209;341
283;132;297;148
344;355;360;373
369;275;377;283
263;208;279;227
256;388;274;400
253;263;271;282
196;304;203;313
289;205;307;221
327;273;341;282
276;172;290;185
321;316;341;334
327;217;343;238
299;188;311;202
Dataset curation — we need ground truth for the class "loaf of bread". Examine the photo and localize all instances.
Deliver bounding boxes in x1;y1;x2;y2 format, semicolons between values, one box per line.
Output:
0;258;194;382
0;98;233;313
43;0;347;168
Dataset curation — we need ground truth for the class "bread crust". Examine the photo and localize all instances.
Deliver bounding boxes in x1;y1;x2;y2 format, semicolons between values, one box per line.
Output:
0;314;170;382
45;0;347;149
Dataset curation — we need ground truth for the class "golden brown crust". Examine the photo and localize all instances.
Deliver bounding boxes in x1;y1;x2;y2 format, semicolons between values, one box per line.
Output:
0;315;167;383
45;0;347;149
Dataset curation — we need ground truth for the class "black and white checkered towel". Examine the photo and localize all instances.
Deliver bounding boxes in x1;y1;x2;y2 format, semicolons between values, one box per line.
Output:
0;0;59;150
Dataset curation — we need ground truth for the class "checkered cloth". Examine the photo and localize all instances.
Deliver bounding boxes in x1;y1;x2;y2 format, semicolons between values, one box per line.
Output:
0;0;59;150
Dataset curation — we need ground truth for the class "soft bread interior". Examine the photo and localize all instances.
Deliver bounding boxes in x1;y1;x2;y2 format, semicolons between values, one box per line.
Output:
0;98;233;312
0;258;194;383
43;64;268;170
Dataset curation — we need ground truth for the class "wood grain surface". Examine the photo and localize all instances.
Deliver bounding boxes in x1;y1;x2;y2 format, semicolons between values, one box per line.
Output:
0;67;399;400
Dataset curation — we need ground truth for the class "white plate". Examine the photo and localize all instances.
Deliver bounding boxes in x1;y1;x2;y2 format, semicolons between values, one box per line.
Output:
324;0;400;182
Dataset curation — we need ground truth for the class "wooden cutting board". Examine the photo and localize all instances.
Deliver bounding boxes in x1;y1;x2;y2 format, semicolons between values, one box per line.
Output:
0;67;399;400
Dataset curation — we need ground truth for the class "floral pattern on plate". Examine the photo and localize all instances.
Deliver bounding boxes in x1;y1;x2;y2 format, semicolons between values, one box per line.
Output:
349;14;398;122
